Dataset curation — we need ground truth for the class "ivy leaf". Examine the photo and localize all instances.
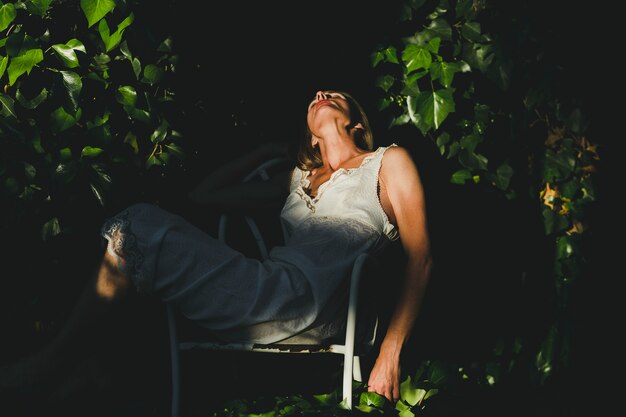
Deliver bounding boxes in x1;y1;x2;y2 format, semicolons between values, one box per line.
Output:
400;70;427;96
377;97;392;111
430;61;460;88
370;50;384;67
360;391;386;408
25;0;53;16
124;105;151;124
446;142;461;159
436;132;450;155
60;71;83;112
81;0;116;28
146;154;162;169
0;3;17;32
558;180;578;200
400;376;426;406
542;208;569;235
451;169;471;184
28;128;44;154
81;146;104;158
50;106;81;133
459;149;488;170
119;40;132;58
355;404;383;414
142;63;164;85
115;85;137;106
124;131;139;154
60;147;72;161
459;133;482;152
52;39;86;68
556;235;575;259
150;119;169;143
6;32;37;57
455;0;473;18
543;149;576;181
16;87;48;109
375;74;394;92
495;163;513;190
102;13;134;52
402;44;432;73
312;390;340;406
425;389;439;401
389;113;410;128
426;37;441;54
165;143;185;159
131;57;141;79
7;49;44;86
41;217;61;241
157;36;174;53
462;42;494;73
383;46;399;64
396;400;411;412
461;21;489;43
97;19;110;48
426;18;452;41
410;88;455;133
580;176;594;201
0;93;17;118
0;55;7;80
428;361;454;386
86;111;110;128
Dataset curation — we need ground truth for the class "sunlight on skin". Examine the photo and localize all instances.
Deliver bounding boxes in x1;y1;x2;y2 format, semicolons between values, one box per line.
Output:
96;243;130;301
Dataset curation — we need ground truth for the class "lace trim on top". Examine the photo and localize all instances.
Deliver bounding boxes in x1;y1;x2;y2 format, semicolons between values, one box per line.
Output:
101;210;147;293
297;146;388;209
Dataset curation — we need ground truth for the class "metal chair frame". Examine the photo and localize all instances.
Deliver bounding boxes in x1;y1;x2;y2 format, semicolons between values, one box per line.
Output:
166;157;380;416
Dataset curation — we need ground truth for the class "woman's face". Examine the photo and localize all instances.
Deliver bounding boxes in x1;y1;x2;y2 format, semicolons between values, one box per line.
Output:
306;91;351;136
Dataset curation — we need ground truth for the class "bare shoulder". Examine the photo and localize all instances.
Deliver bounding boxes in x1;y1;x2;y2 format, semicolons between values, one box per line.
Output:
381;145;419;175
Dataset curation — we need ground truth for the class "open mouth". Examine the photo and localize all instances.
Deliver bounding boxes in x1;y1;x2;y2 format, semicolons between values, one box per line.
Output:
316;99;331;108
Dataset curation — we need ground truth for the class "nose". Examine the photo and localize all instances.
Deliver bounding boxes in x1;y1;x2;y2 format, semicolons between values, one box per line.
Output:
315;91;330;101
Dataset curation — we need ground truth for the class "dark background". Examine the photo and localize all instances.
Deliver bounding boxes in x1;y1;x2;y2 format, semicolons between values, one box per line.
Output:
2;0;618;416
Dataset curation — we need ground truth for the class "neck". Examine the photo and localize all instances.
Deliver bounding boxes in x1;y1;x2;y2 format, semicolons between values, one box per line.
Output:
316;123;364;171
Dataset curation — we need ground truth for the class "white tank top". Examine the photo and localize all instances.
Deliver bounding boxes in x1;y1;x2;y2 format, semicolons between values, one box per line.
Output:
268;144;399;329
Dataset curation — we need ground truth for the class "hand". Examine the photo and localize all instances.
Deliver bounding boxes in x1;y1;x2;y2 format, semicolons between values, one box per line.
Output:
367;350;400;402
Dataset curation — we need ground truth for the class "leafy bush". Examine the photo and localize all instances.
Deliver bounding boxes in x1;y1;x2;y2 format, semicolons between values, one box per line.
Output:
370;0;598;384
0;0;182;242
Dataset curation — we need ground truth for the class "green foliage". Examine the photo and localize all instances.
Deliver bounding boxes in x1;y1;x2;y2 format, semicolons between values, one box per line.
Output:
0;0;182;240
370;0;599;391
213;361;458;417
371;0;509;190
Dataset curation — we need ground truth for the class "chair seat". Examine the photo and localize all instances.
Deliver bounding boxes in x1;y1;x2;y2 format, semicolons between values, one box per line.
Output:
170;304;378;354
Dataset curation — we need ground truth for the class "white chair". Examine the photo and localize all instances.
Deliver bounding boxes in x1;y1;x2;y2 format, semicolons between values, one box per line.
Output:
166;157;381;417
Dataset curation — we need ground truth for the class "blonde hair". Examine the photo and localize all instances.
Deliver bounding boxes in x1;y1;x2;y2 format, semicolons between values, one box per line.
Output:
296;91;374;171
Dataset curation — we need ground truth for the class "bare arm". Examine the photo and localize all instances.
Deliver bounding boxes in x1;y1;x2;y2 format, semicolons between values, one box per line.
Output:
188;141;292;211
368;146;433;401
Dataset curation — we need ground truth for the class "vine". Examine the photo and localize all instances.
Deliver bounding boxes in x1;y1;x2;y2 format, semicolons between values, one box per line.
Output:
0;0;182;241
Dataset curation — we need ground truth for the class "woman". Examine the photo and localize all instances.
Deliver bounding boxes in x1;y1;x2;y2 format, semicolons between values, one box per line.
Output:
1;90;432;403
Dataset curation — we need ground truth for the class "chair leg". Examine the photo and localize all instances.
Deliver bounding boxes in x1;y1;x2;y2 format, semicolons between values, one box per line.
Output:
353;355;362;382
167;305;181;417
342;351;354;409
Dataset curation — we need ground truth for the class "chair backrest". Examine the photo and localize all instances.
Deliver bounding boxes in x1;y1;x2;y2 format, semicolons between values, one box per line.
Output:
217;156;291;260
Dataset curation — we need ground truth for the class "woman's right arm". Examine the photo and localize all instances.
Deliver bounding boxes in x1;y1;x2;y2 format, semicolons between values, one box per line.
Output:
188;141;292;211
